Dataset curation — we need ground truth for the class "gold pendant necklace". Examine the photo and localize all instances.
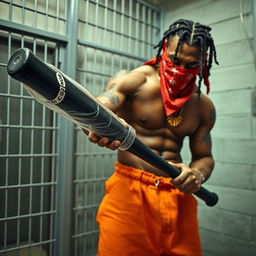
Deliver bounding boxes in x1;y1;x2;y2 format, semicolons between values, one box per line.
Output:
167;106;184;127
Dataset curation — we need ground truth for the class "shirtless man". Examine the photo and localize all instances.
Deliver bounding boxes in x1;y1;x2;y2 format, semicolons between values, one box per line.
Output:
85;19;218;256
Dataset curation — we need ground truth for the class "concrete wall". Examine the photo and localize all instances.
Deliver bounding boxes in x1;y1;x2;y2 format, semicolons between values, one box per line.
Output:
161;0;256;255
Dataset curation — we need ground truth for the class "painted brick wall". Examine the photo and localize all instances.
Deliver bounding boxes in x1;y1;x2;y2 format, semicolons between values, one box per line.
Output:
161;0;256;255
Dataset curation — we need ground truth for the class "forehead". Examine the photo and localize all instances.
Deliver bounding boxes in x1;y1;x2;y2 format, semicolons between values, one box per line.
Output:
167;36;201;59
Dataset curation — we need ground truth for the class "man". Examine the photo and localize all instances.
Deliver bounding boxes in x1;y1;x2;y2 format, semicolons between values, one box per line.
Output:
85;19;218;256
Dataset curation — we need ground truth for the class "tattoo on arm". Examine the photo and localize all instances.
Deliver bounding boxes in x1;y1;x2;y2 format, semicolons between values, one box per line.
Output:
209;108;216;124
104;82;116;91
201;131;212;146
100;91;120;105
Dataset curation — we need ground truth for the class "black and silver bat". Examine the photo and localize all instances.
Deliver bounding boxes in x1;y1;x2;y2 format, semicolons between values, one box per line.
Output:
7;48;218;206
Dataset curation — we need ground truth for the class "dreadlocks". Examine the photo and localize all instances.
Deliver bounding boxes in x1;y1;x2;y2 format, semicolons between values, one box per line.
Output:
154;19;219;98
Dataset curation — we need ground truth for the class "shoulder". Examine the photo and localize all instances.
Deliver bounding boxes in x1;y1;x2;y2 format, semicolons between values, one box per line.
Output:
132;64;158;77
105;65;157;95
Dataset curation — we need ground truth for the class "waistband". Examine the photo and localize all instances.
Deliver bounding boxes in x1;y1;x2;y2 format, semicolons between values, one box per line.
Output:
115;162;175;189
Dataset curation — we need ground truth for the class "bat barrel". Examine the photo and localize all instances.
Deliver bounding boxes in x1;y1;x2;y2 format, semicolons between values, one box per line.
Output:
7;48;61;100
7;48;136;150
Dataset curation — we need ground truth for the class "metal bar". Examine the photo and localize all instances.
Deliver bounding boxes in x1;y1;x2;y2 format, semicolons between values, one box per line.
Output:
50;45;59;256
0;124;58;130
74;151;115;156
0;0;67;21
22;0;25;25
34;0;38;27
78;39;147;62
0;93;35;100
4;32;12;252
0;211;56;222
0;19;68;43
136;0;160;12
71;230;98;239
102;0;107;90
73;178;106;183
0;182;57;190
83;156;88;254
38;41;48;252
112;0;117;49
94;0;99;43
253;0;256;65
92;48;97;92
142;4;146;58
103;0;108;40
74;179;78;256
54;0;79;255
0;239;56;254
77;19;155;46
120;0;125;51
64;0;68;32
0;153;58;158
79;15;159;31
86;0;160;22
16;35;25;252
147;8;152;58
159;8;165;43
28;37;35;245
45;0;49;30
83;208;87;255
84;0;90;41
56;0;60;32
9;0;12;21
136;1;140;56
127;0;133;70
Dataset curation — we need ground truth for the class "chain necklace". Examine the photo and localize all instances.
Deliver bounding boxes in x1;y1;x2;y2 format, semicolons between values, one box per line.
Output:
167;106;184;127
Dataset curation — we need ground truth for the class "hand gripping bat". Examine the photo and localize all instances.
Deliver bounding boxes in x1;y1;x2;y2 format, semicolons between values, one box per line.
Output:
7;48;218;206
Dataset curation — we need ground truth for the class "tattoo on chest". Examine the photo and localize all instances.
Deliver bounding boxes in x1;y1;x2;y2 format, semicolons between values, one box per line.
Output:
100;90;120;105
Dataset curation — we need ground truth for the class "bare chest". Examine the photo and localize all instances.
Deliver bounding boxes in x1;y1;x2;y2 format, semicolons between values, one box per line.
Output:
119;82;200;138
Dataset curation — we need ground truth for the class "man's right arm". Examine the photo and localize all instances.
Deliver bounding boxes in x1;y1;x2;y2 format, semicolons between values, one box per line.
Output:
84;70;146;149
96;70;146;113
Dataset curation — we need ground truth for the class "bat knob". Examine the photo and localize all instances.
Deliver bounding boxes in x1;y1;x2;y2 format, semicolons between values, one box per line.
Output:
7;48;30;77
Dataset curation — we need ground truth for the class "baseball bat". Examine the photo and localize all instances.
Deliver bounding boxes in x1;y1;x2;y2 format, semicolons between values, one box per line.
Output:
7;48;218;206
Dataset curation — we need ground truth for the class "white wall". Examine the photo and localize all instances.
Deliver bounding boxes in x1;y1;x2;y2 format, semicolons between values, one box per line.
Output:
161;0;256;255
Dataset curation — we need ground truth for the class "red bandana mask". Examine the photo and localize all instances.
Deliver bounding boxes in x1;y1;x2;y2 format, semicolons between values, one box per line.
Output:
144;43;208;117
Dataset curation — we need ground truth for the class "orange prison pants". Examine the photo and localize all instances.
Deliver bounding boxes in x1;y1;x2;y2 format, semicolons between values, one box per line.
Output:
96;162;202;256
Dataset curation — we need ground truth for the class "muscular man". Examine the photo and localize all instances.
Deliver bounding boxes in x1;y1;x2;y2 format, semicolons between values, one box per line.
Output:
85;19;218;256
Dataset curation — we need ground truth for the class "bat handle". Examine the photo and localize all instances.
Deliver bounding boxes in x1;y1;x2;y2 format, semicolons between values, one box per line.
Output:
128;138;219;206
195;187;218;206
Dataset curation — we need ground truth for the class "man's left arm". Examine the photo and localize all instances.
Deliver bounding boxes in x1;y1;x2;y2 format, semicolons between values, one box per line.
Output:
171;96;216;194
189;97;216;183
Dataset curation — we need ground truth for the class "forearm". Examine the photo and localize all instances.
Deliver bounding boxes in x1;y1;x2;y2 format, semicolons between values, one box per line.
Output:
190;156;214;182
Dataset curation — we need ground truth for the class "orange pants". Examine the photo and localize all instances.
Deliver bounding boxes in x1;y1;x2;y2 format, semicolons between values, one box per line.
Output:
96;162;202;256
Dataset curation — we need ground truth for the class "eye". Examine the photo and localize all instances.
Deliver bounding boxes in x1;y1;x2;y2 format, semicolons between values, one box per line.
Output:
173;57;180;65
169;55;180;65
186;63;199;69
